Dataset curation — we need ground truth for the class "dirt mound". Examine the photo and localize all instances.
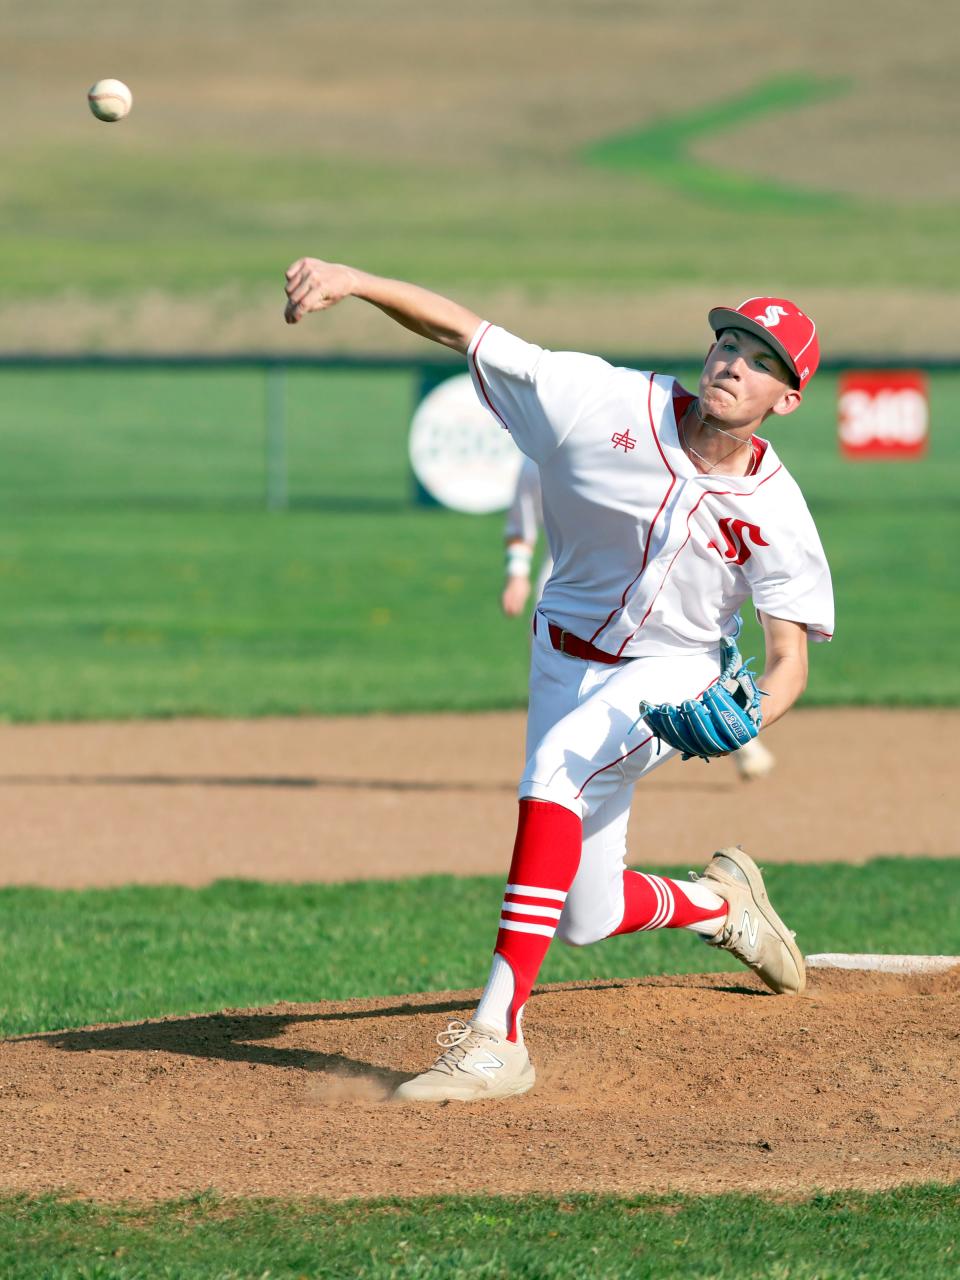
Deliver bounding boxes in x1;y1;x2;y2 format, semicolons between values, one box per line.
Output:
1;970;957;1202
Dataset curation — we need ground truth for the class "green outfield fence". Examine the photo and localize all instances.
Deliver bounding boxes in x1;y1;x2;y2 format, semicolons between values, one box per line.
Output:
1;352;955;511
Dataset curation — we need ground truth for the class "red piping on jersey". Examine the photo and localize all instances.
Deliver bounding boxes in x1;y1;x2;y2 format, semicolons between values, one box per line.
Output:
588;376;679;646
573;672;719;799
810;628;833;640
747;436;769;476
470;323;511;431
620;463;784;651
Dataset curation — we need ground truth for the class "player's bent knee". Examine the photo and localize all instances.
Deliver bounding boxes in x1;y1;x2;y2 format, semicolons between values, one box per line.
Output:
555;922;592;948
554;915;611;948
518;779;583;816
519;744;586;813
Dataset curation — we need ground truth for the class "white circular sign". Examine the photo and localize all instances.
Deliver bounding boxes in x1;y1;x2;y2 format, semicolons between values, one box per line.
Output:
409;373;523;513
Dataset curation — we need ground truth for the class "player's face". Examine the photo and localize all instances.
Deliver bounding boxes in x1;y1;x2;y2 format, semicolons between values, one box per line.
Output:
698;329;802;427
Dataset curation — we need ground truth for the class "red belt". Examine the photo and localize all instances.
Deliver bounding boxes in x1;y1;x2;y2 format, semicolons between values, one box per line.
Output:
544;619;624;665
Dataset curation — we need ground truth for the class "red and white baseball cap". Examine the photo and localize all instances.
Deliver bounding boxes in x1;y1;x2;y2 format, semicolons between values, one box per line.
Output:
708;297;820;390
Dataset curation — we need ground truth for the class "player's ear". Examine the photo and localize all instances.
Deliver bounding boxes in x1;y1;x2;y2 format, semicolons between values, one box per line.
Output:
769;388;803;418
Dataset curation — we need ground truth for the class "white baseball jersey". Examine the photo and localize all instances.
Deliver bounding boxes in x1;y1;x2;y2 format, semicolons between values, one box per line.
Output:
469;322;834;657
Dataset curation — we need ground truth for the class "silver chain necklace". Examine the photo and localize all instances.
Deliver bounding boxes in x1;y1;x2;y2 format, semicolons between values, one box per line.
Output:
679;400;752;474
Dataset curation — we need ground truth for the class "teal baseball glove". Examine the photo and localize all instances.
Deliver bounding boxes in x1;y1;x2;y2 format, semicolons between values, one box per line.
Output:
638;639;764;761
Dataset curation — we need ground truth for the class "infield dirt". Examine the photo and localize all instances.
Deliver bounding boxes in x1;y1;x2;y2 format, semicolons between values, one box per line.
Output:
0;708;954;888
1;968;958;1201
0;707;956;1202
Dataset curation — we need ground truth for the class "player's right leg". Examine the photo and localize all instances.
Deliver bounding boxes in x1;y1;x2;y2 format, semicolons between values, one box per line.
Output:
556;810;804;994
535;654;802;992
554;787;728;947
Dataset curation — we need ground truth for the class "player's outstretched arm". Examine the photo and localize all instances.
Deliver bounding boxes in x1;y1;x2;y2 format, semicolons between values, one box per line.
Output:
283;259;481;353
756;613;809;728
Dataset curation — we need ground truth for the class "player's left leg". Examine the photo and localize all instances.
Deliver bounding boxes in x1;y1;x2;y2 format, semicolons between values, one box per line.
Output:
396;635;656;1102
466;651;722;1050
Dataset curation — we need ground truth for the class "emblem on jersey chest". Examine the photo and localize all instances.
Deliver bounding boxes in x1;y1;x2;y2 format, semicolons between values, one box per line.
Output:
708;517;769;565
611;428;636;452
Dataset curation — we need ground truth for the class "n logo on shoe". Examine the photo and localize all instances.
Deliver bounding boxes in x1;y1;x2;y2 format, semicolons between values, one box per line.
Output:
741;909;760;949
470;1052;505;1079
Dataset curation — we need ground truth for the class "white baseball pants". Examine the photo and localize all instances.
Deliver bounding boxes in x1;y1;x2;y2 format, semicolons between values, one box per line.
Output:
521;611;721;947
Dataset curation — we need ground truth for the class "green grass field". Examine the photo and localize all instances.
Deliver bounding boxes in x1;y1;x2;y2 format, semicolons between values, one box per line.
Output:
1;860;956;1037
2;1185;957;1279
0;864;958;1276
0;364;955;719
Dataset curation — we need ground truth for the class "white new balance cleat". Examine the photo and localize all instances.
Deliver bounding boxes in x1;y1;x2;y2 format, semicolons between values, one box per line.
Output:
394;1019;535;1102
695;846;806;995
733;737;776;781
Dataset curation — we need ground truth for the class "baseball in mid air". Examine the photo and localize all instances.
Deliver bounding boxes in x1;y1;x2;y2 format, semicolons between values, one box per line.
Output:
87;79;132;122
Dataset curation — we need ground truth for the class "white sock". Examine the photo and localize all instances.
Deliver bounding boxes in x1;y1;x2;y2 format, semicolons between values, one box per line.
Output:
669;876;727;936
473;952;522;1041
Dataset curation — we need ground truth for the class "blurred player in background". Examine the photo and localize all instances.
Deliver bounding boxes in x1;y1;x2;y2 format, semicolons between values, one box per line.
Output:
501;455;548;617
501;458;777;780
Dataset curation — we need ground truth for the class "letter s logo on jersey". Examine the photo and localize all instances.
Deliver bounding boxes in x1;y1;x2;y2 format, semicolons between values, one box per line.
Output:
708;518;769;565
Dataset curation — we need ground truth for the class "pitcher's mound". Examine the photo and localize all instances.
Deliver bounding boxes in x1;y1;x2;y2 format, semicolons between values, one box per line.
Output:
2;969;958;1202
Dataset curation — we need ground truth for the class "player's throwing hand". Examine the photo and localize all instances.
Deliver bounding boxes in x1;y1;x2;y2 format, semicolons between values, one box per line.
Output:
284;258;355;324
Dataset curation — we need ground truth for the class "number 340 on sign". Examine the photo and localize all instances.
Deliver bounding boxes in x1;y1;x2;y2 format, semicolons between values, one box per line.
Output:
838;371;928;459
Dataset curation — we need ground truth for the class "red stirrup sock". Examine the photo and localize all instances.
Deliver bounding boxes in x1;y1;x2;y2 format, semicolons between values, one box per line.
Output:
612;870;726;936
476;798;583;1042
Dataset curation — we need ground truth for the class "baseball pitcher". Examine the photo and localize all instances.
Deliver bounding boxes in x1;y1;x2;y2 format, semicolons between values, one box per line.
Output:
284;262;833;1102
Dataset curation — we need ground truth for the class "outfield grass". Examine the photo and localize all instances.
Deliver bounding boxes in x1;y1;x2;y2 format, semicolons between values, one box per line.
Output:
5;20;960;329
584;75;851;210
7;137;959;307
0;364;956;719
0;860;956;1038
0;1185;957;1279
5;4;960;363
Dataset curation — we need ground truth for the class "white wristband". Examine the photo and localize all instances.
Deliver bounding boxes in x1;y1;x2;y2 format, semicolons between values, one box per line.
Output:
505;545;533;578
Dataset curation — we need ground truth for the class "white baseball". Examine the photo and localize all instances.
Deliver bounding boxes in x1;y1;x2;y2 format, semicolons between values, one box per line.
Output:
87;79;132;123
